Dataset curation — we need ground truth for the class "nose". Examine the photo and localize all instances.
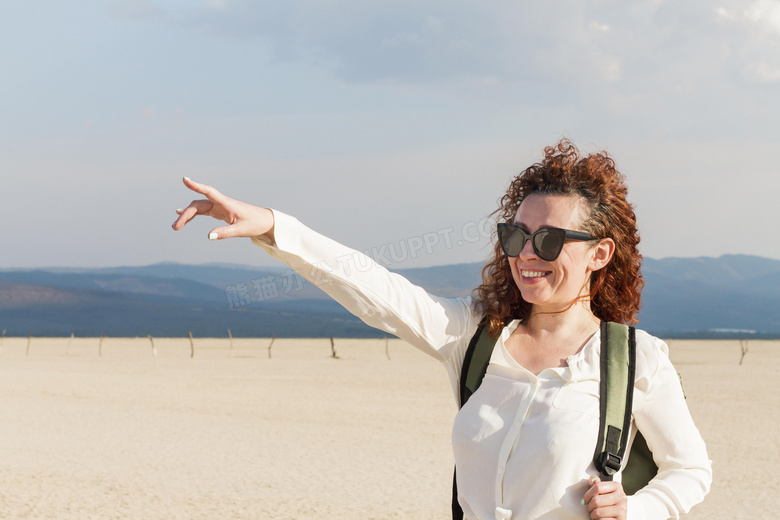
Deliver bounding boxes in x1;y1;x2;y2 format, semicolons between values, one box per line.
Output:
517;236;538;260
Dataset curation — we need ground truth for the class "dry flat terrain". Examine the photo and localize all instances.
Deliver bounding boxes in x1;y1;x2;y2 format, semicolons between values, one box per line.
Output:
0;336;777;519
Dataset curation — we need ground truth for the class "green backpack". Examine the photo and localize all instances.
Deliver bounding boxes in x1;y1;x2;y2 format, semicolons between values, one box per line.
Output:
452;321;657;520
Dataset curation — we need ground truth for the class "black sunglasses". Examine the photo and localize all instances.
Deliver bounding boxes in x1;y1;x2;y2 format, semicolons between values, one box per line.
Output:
497;223;595;261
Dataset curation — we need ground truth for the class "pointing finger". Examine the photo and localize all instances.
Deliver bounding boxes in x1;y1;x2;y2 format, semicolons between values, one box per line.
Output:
182;177;227;204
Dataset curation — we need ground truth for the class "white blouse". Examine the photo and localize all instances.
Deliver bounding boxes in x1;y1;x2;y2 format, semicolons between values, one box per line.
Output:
252;210;712;520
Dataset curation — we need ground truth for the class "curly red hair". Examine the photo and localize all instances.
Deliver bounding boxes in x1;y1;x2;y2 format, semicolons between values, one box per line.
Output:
473;139;643;335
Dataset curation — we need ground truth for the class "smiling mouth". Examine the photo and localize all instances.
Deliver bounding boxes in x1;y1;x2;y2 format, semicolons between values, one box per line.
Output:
521;270;549;279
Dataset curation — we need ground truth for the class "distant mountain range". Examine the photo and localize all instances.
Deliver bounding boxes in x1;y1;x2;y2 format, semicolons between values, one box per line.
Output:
1;254;779;338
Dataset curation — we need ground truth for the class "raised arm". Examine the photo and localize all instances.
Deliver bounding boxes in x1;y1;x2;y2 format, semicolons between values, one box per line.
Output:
171;177;482;392
171;177;276;243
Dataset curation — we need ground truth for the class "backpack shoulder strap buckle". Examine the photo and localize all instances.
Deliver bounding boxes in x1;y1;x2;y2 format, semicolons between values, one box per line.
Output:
597;451;623;476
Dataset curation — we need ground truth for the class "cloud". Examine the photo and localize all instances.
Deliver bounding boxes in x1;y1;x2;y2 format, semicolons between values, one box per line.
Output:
715;0;780;84
743;0;780;32
180;1;544;82
176;1;772;95
745;60;780;82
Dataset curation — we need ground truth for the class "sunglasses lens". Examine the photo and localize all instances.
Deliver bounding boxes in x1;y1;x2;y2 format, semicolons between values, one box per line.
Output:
534;229;565;261
498;224;527;257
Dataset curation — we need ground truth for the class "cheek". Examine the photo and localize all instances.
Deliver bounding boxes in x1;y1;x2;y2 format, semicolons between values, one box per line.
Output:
558;257;592;288
508;258;522;286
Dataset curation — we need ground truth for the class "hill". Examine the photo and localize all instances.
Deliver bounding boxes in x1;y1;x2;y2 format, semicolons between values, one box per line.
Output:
1;254;778;338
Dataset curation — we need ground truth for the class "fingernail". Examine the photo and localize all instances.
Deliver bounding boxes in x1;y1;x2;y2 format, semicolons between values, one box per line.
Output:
176;208;183;213
184;176;191;181
209;232;218;240
581;499;585;506
590;476;597;484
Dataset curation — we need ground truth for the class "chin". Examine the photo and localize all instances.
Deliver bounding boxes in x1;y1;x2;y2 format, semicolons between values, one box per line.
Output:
517;288;546;306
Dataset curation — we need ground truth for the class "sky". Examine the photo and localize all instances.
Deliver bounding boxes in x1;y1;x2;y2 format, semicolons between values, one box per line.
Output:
2;0;779;270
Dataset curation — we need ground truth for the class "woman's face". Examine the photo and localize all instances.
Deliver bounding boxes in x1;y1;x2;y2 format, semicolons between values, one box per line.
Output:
508;193;606;313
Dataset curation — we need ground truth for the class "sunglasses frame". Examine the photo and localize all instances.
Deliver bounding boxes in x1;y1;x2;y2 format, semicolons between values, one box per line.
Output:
497;223;595;261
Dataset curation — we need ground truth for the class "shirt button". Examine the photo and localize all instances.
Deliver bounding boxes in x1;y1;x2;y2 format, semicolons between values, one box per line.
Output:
498;467;504;475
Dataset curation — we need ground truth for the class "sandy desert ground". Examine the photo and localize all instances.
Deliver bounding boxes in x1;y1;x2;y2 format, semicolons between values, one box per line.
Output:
0;335;777;519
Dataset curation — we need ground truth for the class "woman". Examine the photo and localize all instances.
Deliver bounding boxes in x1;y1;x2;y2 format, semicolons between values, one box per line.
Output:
172;140;711;520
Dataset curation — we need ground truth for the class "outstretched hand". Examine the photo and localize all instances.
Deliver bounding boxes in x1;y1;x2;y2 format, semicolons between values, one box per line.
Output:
582;475;627;520
171;177;275;241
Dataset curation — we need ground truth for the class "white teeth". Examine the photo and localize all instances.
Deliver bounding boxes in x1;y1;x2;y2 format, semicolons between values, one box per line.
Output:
522;270;547;278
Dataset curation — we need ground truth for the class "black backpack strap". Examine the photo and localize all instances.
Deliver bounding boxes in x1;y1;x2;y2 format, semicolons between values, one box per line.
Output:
593;321;636;480
453;320;502;519
452;467;462;520
459;321;500;406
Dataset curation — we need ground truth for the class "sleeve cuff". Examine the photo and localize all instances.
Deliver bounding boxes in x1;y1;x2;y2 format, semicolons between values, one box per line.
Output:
251;208;300;252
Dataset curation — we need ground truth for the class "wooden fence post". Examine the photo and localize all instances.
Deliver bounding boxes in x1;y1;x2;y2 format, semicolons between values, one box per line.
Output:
385;336;391;360
26;333;31;356
148;335;157;358
228;329;234;358
267;335;276;359
739;339;749;365
330;337;339;359
188;331;195;359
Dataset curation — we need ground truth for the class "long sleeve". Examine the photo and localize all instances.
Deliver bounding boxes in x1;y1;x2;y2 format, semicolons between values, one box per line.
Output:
250;209;482;390
626;333;712;520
